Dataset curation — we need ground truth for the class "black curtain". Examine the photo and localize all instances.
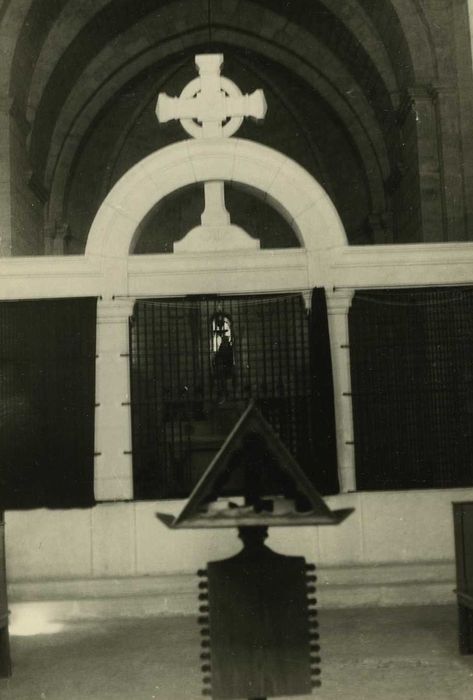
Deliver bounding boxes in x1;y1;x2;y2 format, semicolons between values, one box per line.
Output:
0;298;97;509
309;288;339;495
349;287;473;490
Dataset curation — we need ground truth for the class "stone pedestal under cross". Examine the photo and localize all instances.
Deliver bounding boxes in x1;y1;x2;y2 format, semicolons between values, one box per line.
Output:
156;54;267;252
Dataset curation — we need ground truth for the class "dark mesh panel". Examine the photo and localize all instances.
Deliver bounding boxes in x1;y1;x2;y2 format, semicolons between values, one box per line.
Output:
0;298;97;509
349;287;473;490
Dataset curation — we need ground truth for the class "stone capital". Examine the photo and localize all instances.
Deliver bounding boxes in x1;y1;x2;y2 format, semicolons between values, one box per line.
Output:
326;289;354;316
97;297;135;324
396;84;439;126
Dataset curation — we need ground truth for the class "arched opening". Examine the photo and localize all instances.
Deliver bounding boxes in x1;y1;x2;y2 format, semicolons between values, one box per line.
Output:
85;137;347;270
132;183;301;254
84;134;346;497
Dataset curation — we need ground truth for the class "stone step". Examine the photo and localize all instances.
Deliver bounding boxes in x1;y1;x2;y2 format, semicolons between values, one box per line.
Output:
6;561;457;622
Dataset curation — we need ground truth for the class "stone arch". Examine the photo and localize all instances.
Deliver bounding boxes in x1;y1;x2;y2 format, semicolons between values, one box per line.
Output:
388;0;438;81
0;0;35;96
101;56;334;209
25;0;399;128
25;2;391;195
6;0;433;189
85;138;347;266
4;0;442;251
48;29;388;227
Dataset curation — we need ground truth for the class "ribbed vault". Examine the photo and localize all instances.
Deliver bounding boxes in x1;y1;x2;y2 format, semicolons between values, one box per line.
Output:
1;0;472;253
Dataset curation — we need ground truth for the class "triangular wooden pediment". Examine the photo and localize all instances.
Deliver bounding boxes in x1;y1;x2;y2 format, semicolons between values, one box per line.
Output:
157;401;353;528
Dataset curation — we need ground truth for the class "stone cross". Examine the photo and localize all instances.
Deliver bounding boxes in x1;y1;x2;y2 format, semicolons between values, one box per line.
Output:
156;54;266;246
156;53;267;139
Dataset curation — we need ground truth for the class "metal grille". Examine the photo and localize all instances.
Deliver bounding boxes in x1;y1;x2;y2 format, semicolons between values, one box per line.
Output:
0;297;97;509
349;287;473;490
129;294;313;499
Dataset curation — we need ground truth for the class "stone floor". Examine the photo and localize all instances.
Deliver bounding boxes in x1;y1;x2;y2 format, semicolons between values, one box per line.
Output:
0;605;472;699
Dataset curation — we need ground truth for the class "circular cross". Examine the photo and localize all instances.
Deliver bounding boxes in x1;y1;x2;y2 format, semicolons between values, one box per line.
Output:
179;76;244;138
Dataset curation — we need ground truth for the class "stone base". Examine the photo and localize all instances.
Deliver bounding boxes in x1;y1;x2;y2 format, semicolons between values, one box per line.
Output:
7;561;456;622
173;223;260;253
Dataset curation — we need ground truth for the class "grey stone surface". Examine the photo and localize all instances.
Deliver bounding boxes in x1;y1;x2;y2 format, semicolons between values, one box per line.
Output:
1;605;472;699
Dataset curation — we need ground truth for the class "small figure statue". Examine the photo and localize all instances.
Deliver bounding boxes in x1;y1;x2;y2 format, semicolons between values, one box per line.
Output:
212;333;234;402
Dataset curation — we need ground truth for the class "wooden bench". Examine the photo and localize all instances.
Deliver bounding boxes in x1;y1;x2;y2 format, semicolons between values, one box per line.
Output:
453;502;473;654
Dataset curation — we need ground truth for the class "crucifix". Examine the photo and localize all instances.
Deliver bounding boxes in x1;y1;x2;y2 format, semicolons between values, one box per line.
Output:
156;54;267;244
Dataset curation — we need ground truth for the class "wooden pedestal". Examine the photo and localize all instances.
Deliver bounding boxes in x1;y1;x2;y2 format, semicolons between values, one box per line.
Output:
198;527;320;699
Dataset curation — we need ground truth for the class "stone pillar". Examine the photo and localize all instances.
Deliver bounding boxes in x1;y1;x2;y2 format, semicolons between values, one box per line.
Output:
8;98;44;254
402;86;444;242
434;86;470;241
469;0;473;56
454;0;473;240
326;289;356;493
367;211;393;244
0;99;13;256
94;299;135;501
44;221;71;254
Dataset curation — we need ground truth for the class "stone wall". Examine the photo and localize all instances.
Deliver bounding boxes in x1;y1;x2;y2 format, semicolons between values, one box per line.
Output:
5;488;473;612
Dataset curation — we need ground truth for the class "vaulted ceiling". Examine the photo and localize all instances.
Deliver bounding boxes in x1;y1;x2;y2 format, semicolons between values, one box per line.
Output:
1;0;472;253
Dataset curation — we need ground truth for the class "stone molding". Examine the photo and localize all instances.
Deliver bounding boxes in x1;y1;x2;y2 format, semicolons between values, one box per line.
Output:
3;242;473;302
85;137;347;286
7;561;457;616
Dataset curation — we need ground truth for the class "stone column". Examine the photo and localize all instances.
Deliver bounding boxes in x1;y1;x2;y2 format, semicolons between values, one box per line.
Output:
0;99;13;256
326;289;356;493
454;0;473;240
469;0;473;56
44;221;71;254
434;86;470;241
8;98;44;254
367;211;393;244
398;86;444;242
94;298;135;501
